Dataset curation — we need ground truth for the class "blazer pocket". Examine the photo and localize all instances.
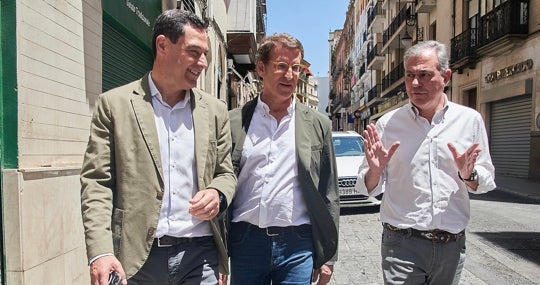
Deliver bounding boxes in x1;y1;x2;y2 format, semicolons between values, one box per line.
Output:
112;208;125;257
310;144;323;176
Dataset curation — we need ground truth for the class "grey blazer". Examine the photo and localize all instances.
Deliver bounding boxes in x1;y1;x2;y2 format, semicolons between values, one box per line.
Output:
80;74;237;277
229;97;339;268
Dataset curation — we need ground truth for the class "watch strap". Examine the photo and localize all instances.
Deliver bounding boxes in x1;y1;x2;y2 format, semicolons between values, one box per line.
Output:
458;169;477;182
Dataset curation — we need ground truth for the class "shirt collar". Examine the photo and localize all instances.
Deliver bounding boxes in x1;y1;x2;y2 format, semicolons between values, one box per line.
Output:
256;94;295;116
408;93;449;121
147;72;190;108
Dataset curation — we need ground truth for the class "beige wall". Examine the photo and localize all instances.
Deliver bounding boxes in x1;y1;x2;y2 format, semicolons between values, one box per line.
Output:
3;0;103;283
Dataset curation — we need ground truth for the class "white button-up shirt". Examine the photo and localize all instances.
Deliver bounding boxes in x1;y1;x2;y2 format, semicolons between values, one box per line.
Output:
149;74;211;238
356;97;496;233
232;97;310;227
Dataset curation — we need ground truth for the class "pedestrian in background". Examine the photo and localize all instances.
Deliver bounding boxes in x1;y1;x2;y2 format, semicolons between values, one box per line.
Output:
80;9;236;285
228;33;340;285
356;40;496;285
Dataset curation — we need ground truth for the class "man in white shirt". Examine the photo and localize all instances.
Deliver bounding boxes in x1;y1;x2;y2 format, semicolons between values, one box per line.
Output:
356;40;496;285
228;33;340;285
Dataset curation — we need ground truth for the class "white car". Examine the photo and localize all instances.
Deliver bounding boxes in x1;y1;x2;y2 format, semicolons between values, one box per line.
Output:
332;131;382;208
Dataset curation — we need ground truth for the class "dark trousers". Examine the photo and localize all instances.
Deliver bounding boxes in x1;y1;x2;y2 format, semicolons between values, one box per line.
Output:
128;236;219;285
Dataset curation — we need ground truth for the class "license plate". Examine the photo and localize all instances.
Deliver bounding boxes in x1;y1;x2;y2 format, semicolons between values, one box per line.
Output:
339;187;359;195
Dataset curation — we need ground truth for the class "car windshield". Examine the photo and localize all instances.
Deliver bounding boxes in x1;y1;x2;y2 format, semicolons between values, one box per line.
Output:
333;136;364;157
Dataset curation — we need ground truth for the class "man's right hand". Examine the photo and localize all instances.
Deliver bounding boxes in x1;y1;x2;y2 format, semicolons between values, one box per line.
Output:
90;255;127;285
363;123;400;192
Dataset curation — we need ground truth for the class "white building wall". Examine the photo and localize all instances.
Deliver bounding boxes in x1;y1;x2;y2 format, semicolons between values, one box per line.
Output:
3;0;102;284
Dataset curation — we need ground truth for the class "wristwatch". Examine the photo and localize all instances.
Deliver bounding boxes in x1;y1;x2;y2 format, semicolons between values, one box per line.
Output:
459;169;477;182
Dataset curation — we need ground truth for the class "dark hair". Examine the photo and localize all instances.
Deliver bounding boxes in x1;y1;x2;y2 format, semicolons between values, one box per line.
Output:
256;33;304;63
151;9;208;59
403;40;449;73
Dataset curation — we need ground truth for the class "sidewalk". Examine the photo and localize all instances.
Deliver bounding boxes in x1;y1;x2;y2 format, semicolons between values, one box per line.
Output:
494;175;540;202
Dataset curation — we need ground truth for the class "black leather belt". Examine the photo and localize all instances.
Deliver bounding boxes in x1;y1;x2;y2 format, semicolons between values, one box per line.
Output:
155;235;213;247
383;223;464;243
233;221;312;237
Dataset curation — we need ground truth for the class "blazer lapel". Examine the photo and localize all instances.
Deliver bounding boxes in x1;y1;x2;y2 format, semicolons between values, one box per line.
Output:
295;103;312;174
191;89;209;191
130;75;164;185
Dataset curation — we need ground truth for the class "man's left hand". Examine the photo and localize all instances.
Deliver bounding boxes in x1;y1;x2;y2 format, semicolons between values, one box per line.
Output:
447;142;480;179
311;264;334;285
189;188;220;220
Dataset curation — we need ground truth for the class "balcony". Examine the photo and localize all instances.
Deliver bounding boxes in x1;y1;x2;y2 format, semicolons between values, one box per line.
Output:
367;43;385;70
382;5;410;51
415;0;436;13
476;0;529;56
227;0;260;65
382;64;404;93
366;84;382;107
367;2;385;34
450;28;479;72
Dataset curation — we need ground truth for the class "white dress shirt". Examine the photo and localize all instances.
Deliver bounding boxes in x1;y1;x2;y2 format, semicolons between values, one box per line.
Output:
232;97;311;227
149;74;211;238
356;97;496;233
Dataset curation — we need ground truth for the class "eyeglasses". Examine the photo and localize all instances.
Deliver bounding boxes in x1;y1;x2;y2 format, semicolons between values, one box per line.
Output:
270;61;304;73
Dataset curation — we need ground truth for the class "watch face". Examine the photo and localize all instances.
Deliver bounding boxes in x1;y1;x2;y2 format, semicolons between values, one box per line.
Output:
469;169;478;181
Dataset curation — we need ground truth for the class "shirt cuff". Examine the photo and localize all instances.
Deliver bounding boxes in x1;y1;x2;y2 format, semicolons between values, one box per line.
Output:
88;253;114;266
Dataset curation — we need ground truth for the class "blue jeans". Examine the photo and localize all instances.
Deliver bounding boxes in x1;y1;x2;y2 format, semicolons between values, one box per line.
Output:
230;222;314;285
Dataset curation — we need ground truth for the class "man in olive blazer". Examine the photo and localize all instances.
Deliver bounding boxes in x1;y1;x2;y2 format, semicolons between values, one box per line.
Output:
229;97;340;270
80;74;236;280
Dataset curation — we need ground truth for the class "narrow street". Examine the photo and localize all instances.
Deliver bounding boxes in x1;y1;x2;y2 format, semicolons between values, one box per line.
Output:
329;190;540;285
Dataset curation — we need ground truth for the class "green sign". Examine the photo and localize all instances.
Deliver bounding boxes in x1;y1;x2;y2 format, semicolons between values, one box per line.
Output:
102;0;161;48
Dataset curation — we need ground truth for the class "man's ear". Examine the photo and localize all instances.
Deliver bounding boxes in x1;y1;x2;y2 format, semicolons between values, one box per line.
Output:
155;35;168;56
443;68;452;85
256;60;266;77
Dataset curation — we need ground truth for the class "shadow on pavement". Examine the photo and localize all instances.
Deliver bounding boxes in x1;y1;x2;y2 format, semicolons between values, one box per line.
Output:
469;190;540;205
340;205;380;216
472;231;540;265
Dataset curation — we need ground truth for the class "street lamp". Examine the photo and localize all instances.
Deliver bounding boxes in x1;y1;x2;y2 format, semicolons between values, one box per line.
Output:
401;29;413;47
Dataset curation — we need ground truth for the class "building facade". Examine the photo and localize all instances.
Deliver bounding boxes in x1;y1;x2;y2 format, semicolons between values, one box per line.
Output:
329;0;540;181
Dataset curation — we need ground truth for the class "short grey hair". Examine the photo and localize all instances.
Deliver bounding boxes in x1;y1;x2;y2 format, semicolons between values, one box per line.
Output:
403;40;449;73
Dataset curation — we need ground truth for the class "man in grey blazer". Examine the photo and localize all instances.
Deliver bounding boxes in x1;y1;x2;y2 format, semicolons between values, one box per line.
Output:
80;10;236;285
228;33;339;285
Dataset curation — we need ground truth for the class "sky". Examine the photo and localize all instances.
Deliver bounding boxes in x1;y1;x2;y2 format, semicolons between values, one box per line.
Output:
265;0;351;78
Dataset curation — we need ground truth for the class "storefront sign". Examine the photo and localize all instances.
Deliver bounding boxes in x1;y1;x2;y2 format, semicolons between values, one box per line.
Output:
485;59;533;83
126;0;151;27
102;0;161;48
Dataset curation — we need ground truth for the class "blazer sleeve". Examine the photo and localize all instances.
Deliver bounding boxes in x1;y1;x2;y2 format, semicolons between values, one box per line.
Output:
80;93;116;261
205;98;237;210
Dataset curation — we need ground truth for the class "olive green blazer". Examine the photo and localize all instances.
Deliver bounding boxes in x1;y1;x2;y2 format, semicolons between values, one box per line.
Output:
229;98;339;268
80;74;236;277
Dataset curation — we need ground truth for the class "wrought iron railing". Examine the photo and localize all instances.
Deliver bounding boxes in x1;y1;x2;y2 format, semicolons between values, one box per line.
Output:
382;64;404;91
450;28;478;64
367;43;382;66
367;2;385;29
382;6;409;46
478;0;529;46
451;0;529;64
367;84;382;103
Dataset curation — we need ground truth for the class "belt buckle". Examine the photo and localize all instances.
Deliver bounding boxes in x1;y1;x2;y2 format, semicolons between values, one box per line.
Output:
425;231;451;243
157;237;173;247
422;232;434;240
266;228;279;237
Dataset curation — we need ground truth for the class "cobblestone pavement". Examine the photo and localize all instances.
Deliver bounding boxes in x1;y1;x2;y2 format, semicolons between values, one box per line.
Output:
329;206;493;285
327;190;540;285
